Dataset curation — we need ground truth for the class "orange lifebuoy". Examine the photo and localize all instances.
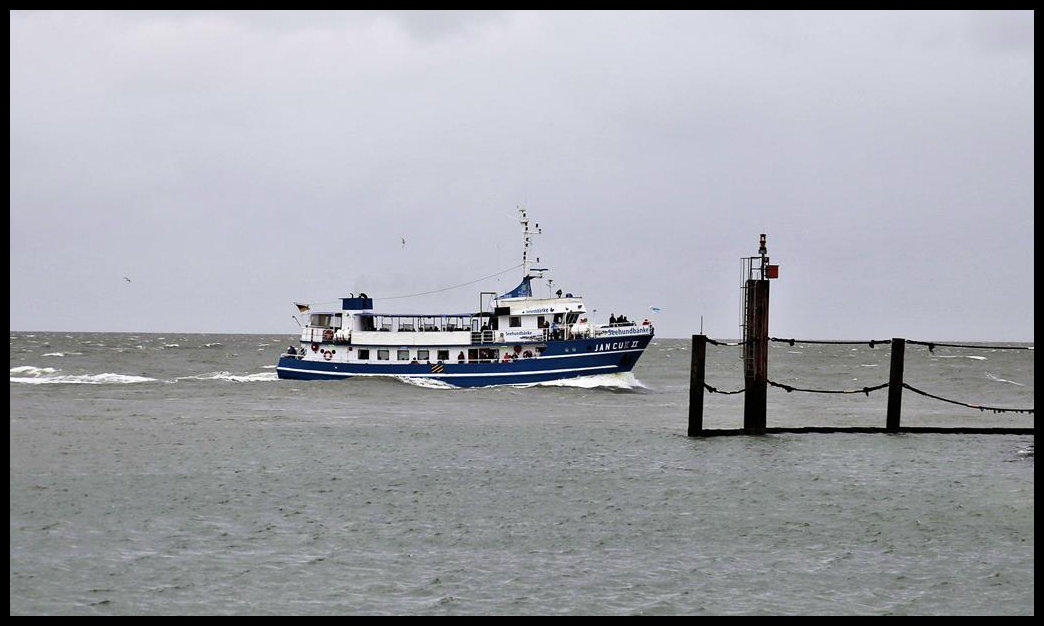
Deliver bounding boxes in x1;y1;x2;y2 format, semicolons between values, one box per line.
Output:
311;343;319;352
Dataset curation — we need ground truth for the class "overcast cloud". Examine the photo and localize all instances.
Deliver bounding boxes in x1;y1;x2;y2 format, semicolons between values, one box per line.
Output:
9;10;1034;340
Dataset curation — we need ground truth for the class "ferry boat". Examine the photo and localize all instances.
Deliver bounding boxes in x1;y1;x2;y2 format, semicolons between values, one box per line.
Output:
275;208;654;387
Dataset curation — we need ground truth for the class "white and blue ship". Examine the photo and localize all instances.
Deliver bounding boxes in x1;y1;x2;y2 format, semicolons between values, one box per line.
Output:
276;209;653;387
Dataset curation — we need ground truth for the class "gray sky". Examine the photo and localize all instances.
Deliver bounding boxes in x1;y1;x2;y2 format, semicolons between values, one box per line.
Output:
10;10;1035;341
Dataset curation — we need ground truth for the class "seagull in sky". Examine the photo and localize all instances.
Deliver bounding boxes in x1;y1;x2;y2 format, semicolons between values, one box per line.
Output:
123;276;131;283
401;236;407;249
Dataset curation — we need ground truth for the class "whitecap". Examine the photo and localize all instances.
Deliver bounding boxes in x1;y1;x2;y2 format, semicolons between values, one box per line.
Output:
986;372;1024;386
10;372;156;384
10;366;58;376
531;372;647;391
179;371;278;383
393;376;458;390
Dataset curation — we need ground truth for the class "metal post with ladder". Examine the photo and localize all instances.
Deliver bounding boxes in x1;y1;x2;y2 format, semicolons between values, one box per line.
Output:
741;234;779;434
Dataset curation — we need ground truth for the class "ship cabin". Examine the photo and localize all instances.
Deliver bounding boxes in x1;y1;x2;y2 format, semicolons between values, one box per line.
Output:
297;280;591;350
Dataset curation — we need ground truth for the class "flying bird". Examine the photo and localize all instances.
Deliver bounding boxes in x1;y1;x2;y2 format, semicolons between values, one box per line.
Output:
401;236;407;249
123;276;131;283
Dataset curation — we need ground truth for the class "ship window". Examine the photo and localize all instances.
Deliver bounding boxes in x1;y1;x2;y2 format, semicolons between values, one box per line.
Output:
358;349;370;360
509;316;522;328
397;349;410;360
417;349;430;361
310;313;336;328
437;349;449;361
377;349;390;360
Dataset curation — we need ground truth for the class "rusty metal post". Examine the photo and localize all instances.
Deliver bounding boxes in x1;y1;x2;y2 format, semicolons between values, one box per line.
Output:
743;279;770;434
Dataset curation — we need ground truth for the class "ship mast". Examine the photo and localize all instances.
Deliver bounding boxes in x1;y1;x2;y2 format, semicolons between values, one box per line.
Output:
519;206;542;278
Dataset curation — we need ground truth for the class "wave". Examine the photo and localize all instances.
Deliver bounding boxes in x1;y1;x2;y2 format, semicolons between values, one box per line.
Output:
936;355;988;361
11;366;58;376
10;369;157;385
393;376;458;390
364;372;649;391
531;372;648;391
986;371;1025;386
177;371;277;383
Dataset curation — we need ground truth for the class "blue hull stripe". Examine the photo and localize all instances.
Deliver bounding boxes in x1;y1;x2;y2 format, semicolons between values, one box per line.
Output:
277;362;619;380
276;336;652;387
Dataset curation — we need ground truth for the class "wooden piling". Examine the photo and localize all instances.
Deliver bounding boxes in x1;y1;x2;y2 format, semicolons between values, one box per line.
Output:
688;334;707;437
886;337;905;432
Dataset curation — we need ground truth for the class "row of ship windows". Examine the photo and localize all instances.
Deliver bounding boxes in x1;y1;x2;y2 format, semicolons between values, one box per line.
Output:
358;348;449;361
354;347;517;362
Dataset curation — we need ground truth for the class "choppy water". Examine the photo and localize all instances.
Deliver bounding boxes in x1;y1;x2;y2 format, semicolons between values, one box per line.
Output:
10;332;1034;615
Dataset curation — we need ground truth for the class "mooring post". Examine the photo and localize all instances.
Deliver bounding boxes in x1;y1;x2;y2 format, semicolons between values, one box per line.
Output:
886;337;906;432
688;334;707;437
743;279;769;434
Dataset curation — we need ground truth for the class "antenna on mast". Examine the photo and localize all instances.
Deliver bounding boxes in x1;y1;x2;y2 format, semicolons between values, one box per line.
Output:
518;205;542;277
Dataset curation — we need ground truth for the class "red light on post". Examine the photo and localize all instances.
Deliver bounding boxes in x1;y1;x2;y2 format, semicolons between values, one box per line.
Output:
766;265;779;279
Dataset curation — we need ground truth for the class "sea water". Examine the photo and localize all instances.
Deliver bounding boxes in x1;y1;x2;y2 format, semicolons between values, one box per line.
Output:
9;332;1034;615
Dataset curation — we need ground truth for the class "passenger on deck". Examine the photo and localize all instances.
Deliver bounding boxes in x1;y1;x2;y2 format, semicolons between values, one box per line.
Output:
609;314;617;326
287;345;297;355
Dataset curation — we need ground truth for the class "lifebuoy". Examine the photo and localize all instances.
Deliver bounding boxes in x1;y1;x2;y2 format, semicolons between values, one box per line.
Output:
311;342;319;352
522;350;533;358
323;350;333;361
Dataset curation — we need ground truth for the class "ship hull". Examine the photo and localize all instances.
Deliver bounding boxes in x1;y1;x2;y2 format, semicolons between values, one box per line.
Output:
276;333;653;388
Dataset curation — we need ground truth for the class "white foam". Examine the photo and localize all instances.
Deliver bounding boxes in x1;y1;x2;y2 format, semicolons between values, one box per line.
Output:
10;366;58;376
179;371;277;383
10;371;156;384
393;376;458;390
986;372;1024;386
531;372;647;391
